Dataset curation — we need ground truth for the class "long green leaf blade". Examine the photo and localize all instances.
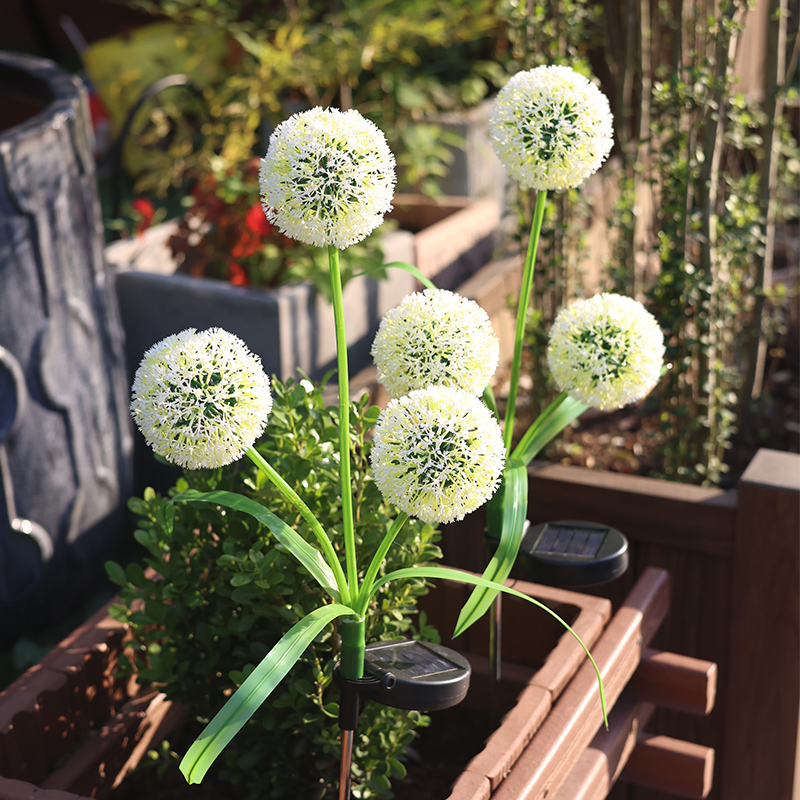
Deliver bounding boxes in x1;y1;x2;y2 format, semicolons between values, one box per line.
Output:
173;489;339;600
180;602;355;783
453;461;527;637
361;260;437;290
371;566;607;726
512;394;588;466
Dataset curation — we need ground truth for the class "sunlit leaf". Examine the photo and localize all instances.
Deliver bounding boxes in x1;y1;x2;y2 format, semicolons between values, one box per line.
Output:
180;602;355;783
173;489;339;600
453;460;527;636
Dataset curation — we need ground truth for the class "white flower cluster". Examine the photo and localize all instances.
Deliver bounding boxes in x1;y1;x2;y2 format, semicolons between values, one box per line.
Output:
547;293;665;411
259;107;396;249
489;65;614;191
131;328;273;470
371;289;500;398
370;387;506;525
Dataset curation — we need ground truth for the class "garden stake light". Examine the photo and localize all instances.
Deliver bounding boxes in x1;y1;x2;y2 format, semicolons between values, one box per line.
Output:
128;104;610;796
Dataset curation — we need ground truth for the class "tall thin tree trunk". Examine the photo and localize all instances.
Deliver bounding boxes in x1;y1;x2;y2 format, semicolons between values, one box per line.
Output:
739;0;788;426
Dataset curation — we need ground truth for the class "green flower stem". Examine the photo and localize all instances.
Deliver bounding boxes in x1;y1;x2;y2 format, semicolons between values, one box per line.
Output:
503;190;548;453
246;446;350;604
511;391;569;461
339;616;366;680
328;245;358;601
354;512;409;617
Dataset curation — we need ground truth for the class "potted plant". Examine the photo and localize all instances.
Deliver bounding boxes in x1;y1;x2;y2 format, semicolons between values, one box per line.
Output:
107;158;501;390
1;65;731;799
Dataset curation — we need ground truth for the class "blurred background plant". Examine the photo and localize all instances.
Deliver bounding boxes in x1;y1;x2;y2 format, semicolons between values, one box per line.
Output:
163;156;386;297
497;0;798;487
107;378;442;799
105;0;506;207
598;0;799;485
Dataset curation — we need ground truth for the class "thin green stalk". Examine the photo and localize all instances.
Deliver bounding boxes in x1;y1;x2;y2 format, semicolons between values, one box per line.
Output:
354;512;409;616
339;616;366;680
503;190;548;453
511;391;569;460
328;245;358;601
246;447;350;604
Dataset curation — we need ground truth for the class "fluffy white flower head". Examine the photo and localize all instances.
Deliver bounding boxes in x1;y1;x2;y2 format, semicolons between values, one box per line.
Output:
259;107;396;249
371;289;500;397
547;294;665;411
370;386;505;525
130;328;273;470
489;66;614;191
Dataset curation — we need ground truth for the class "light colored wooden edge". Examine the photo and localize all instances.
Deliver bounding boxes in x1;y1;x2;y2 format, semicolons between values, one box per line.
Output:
491;567;670;800
552;693;655;800
622;733;715;799
413;197;500;279
39;691;187;796
448;769;492;800
462;578;611;791
631;648;717;716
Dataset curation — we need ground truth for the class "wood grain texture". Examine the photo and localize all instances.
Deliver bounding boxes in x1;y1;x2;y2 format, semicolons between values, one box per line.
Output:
623;734;715;799
630;648;717;716
491;568;670;800
552;693;655;800
721;449;800;800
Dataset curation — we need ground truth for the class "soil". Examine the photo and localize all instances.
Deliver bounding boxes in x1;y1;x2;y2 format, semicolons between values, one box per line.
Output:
110;705;495;800
496;341;800;490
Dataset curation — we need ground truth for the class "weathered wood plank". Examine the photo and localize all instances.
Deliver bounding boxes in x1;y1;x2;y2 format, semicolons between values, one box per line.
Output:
492;568;670;800
623;733;715;799
721;449;800;800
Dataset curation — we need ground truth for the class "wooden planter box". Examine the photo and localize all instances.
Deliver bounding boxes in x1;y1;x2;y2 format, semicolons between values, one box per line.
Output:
0;567;717;800
436;449;800;800
0;572;608;800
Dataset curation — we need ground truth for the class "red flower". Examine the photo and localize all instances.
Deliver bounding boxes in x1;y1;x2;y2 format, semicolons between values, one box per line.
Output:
245;202;273;237
132;197;155;222
132;197;155;237
231;230;262;259
228;261;250;286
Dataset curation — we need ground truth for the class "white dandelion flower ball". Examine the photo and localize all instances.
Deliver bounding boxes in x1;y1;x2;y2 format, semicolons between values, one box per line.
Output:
371;289;500;398
259;107;396;249
547;293;665;411
370;386;506;525
489;65;614;191
131;328;273;470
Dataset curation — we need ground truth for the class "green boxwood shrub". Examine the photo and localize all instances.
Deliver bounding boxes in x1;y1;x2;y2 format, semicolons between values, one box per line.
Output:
107;377;442;798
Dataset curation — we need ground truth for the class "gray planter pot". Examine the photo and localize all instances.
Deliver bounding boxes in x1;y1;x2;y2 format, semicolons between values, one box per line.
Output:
110;227;418;386
0;52;132;645
107;196;501;493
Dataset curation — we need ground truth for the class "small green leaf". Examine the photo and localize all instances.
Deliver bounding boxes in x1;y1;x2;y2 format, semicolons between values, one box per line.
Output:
172;489;339;600
125;562;148;588
453;461;527;637
388;757;407;779
105;561;126;586
180;602;355;784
